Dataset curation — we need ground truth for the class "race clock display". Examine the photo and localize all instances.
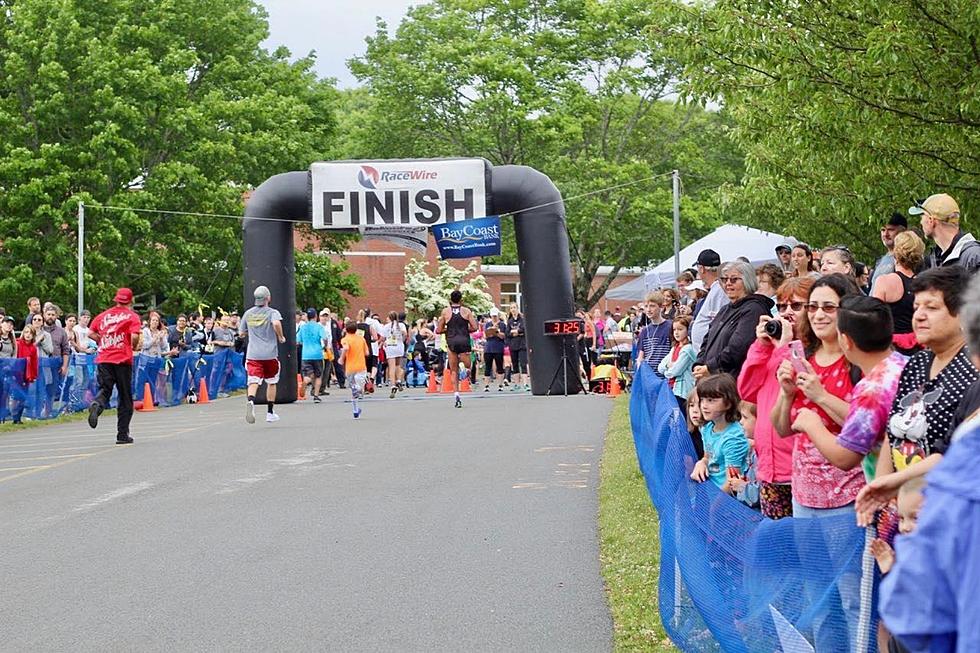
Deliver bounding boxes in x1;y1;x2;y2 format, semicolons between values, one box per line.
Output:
543;319;584;336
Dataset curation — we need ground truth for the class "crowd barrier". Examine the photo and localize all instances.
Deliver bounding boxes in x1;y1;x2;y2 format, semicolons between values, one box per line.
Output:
629;364;878;653
0;349;247;422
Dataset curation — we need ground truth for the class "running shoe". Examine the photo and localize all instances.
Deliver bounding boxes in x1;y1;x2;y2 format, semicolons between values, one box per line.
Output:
484;384;490;392
312;394;322;403
454;396;462;408
524;384;531;392
390;385;397;399
245;400;256;424
116;435;134;445
353;407;361;419
266;413;280;423
498;385;503;392
87;402;102;429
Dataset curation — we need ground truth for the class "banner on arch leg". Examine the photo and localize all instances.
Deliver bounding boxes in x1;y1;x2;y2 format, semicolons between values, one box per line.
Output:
433;215;502;259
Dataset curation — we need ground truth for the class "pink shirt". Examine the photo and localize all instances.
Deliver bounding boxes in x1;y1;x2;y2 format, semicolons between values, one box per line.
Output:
737;340;796;483
789;354;866;509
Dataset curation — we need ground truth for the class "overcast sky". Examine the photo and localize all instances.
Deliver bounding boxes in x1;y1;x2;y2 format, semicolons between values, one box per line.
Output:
257;1;419;87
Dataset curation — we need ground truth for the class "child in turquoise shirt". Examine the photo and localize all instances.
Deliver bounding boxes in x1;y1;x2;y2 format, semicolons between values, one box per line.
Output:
691;374;750;493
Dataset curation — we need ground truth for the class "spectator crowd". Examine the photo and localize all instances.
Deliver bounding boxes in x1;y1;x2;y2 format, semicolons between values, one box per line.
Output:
626;193;980;652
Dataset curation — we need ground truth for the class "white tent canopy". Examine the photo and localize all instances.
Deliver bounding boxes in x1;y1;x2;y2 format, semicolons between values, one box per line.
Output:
605;224;798;300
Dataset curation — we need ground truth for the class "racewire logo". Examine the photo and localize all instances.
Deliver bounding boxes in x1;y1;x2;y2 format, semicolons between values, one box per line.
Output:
356;165;439;190
357;165;379;190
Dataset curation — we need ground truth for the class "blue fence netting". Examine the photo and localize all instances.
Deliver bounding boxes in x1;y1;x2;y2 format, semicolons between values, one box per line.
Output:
630;364;879;653
0;349;247;422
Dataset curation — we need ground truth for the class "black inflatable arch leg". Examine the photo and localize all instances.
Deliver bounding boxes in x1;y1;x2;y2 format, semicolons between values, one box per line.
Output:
491;165;579;395
242;171;309;403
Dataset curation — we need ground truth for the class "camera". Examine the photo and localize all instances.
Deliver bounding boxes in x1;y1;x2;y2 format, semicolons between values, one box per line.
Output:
764;318;782;340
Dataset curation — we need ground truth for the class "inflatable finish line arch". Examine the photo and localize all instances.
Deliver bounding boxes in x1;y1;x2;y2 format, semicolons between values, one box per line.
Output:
243;157;578;402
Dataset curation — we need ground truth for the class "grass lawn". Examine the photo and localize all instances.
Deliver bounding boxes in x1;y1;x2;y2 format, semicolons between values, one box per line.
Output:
599;394;678;652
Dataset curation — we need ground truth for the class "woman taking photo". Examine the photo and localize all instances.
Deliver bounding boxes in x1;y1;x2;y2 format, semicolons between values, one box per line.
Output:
506;303;528;392
872;230;925;353
737;276;814;519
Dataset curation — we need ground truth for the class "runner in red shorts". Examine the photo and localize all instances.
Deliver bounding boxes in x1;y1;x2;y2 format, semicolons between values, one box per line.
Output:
239;285;286;424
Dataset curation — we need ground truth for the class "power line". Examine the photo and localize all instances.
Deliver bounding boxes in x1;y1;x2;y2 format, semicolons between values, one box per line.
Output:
86;171;677;224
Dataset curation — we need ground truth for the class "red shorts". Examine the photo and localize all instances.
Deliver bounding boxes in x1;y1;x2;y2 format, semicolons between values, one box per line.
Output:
246;358;280;385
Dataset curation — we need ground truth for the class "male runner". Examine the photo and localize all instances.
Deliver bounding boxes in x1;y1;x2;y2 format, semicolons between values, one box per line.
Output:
87;287;143;444
339;320;370;419
436;290;478;408
240;285;285;424
297;308;327;403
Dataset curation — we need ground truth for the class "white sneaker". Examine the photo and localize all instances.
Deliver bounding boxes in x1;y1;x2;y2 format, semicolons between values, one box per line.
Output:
246;401;255;424
266;413;280;423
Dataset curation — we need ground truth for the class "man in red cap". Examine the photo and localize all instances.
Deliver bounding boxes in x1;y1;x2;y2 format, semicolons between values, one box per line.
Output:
87;287;143;444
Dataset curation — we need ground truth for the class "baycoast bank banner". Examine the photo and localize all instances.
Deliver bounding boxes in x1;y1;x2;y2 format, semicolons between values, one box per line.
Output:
311;158;490;229
433;215;502;259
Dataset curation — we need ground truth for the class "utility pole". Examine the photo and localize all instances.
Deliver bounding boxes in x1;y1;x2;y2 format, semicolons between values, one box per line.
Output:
672;170;681;278
77;201;84;316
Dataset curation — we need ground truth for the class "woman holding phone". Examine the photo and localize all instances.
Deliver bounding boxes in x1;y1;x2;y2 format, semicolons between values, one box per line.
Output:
770;273;866;516
769;273;866;650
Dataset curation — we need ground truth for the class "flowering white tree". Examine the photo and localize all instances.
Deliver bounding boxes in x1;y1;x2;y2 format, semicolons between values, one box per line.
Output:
403;259;494;320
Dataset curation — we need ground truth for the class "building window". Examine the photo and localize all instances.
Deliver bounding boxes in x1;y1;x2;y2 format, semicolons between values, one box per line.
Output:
500;282;521;310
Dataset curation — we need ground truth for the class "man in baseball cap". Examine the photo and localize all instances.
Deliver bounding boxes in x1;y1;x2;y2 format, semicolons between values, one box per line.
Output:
86;287;143;444
240;284;286;423
870;212;909;288
774;244;793;273
690;248;728;351
910;194;980;272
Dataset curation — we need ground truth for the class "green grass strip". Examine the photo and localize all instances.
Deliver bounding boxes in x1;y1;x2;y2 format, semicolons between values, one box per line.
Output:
600;394;677;652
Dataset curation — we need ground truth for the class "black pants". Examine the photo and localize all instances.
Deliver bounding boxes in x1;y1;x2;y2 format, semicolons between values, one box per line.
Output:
94;362;133;437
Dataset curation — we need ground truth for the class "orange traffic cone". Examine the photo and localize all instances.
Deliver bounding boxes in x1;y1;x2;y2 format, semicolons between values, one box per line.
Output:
426;370;438;394
197;378;210;404
441;368;454;393
137;382;156;412
609;367;621;397
297;373;306;399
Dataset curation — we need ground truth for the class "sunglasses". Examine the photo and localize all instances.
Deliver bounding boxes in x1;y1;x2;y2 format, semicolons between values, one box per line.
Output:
776;301;806;312
720;276;744;284
806;302;840;314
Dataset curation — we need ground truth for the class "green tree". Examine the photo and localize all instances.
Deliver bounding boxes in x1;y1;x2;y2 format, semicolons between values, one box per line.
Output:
294;251;361;314
403;259;494;320
349;0;743;309
654;0;980;260
0;0;354;315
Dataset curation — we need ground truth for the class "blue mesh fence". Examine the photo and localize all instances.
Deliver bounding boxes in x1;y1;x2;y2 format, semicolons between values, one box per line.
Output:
630;364;879;653
0;350;247;422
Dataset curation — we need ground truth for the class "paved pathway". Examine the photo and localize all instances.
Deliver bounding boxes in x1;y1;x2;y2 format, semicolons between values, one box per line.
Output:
0;387;614;652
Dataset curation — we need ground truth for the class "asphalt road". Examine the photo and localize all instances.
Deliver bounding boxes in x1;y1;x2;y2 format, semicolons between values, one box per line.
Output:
0;386;614;652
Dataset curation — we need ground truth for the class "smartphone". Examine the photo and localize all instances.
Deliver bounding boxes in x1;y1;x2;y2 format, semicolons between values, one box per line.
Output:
788;340;807;374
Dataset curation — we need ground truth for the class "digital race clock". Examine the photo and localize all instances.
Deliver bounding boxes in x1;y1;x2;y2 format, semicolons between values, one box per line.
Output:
543;319;584;336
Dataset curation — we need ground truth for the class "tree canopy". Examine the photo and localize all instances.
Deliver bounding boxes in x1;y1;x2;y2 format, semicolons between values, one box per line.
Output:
654;0;980;259
0;0;355;315
348;0;743;309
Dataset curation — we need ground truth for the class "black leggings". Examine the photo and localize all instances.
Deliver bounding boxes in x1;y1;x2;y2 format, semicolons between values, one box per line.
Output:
511;348;528;374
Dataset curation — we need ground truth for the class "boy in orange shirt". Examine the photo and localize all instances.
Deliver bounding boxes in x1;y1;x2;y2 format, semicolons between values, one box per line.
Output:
339;321;370;419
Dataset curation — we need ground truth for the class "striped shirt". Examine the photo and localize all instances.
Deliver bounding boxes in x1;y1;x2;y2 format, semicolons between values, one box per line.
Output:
639;321;673;377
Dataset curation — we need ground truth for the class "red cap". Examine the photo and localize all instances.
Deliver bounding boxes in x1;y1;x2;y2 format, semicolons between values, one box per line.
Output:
113;287;134;304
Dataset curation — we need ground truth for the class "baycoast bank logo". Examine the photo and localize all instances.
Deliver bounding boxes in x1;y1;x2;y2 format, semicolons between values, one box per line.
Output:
357;165;439;190
435;222;500;244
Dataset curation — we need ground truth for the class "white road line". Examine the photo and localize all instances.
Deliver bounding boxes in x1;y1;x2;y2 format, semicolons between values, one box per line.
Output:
0;444;117;455
0;454;93;463
73;482;154;512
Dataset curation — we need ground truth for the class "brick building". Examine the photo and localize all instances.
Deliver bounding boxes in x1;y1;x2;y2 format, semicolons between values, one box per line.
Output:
297;232;643;316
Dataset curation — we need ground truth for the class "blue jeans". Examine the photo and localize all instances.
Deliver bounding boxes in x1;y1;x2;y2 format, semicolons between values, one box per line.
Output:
793;500;861;652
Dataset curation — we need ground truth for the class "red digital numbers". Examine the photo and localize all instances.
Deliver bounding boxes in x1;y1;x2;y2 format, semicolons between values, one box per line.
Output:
544;319;583;335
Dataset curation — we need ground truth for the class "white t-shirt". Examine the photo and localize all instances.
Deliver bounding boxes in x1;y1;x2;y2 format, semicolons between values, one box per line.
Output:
365;317;383;356
379;322;407;357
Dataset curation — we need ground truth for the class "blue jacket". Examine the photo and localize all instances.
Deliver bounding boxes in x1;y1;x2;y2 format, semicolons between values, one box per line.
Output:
880;421;980;653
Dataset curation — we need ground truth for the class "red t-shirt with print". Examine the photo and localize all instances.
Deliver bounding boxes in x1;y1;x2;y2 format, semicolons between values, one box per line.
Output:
90;306;142;364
